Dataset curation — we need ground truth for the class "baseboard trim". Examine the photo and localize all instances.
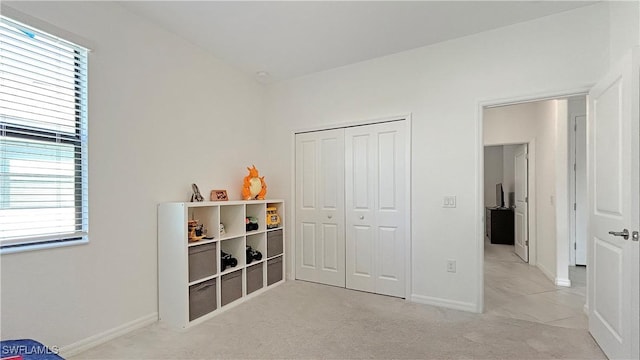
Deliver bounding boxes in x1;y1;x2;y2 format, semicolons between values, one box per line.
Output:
411;294;477;313
555;277;571;287
58;313;158;358
536;263;555;283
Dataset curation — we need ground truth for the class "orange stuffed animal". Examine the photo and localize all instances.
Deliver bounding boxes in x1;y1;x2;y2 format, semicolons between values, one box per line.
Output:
242;165;267;200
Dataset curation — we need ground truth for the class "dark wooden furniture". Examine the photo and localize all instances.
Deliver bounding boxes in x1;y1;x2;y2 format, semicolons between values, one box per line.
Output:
486;207;514;245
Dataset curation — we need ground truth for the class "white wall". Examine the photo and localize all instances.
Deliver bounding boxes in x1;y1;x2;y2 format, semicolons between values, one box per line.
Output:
609;0;640;66
484;146;503;208
265;4;609;311
0;1;266;351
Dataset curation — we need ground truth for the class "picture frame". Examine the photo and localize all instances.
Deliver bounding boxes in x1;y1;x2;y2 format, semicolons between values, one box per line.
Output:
210;189;229;201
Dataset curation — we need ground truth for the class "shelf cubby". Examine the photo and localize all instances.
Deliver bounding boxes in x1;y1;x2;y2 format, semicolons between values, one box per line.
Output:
219;204;245;239
246;232;266;265
267;229;283;258
188;206;219;239
246;202;266;233
220;269;243;307
188;278;217;321
219;236;245;274
267;255;284;286
188;242;217;283
266;202;284;230
246;262;264;295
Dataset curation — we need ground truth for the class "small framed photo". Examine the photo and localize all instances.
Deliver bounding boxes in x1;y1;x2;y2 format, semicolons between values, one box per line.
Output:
210;189;229;201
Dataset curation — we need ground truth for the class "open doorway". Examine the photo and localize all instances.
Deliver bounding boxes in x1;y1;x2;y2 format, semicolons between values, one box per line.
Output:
484;143;529;261
482;96;587;329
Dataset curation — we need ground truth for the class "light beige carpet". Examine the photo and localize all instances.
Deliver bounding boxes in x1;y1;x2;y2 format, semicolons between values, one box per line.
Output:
71;280;605;359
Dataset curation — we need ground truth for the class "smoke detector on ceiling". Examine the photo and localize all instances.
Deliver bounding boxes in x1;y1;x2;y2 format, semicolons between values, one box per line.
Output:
255;71;271;84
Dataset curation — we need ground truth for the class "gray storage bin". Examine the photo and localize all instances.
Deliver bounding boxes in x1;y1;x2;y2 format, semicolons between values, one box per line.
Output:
221;269;243;306
267;230;283;257
267;256;283;286
189;278;216;321
189;242;217;282
246;263;264;295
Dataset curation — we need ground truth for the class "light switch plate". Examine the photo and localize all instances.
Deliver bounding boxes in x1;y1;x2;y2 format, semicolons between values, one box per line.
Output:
443;196;456;208
447;259;457;273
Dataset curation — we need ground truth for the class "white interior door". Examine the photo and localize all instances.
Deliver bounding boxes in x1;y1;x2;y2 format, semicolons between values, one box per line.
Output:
295;129;346;287
587;50;639;360
574;115;587;265
345;121;407;298
514;144;528;262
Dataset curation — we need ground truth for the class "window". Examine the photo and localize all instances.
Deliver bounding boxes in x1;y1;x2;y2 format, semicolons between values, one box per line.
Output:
0;16;88;251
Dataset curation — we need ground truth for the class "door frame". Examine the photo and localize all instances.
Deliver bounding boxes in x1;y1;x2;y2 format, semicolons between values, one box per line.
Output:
483;142;534;264
476;88;590;312
289;114;413;299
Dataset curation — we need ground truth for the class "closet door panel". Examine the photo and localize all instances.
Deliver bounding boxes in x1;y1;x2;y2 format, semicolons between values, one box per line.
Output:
353;225;374;277
345;127;377;293
295;130;345;287
300;222;316;267
378;226;399;280
374;124;406;297
346;122;407;297
321;223;339;271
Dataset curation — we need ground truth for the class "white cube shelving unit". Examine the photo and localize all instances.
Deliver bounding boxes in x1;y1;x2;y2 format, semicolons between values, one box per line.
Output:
158;199;285;328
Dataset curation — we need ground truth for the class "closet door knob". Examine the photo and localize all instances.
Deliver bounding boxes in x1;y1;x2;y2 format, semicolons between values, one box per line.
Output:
328;215;333;219
359;216;364;220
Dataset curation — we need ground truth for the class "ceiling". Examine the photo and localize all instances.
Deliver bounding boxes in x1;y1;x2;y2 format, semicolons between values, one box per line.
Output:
119;1;596;83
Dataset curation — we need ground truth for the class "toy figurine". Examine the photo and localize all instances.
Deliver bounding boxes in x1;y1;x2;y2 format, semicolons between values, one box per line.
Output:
188;220;205;242
190;183;204;202
220;250;238;270
242;165;267;200
246;217;259;231
266;207;281;229
246;245;262;264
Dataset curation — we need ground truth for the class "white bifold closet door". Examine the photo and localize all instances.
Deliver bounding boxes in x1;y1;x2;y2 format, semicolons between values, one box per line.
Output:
344;122;407;297
295;129;346;287
295;121;407;298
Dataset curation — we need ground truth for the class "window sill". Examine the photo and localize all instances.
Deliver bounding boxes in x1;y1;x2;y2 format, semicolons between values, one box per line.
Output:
0;237;89;255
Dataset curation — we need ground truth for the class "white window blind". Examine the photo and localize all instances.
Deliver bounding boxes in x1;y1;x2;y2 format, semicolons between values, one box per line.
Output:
0;16;88;250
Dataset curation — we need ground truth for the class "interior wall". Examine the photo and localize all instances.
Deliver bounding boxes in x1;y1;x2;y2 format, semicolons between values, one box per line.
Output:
484;146;503;208
0;1;266;350
609;0;640;66
265;4;609;311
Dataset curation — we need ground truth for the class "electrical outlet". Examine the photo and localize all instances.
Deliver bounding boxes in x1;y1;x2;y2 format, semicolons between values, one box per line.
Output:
443;196;456;208
446;259;456;273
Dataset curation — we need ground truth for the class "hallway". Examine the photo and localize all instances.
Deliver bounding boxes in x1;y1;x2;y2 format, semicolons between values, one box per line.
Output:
484;240;587;329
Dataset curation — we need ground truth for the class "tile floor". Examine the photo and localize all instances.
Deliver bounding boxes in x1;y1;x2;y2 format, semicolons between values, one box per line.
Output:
484;239;588;329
